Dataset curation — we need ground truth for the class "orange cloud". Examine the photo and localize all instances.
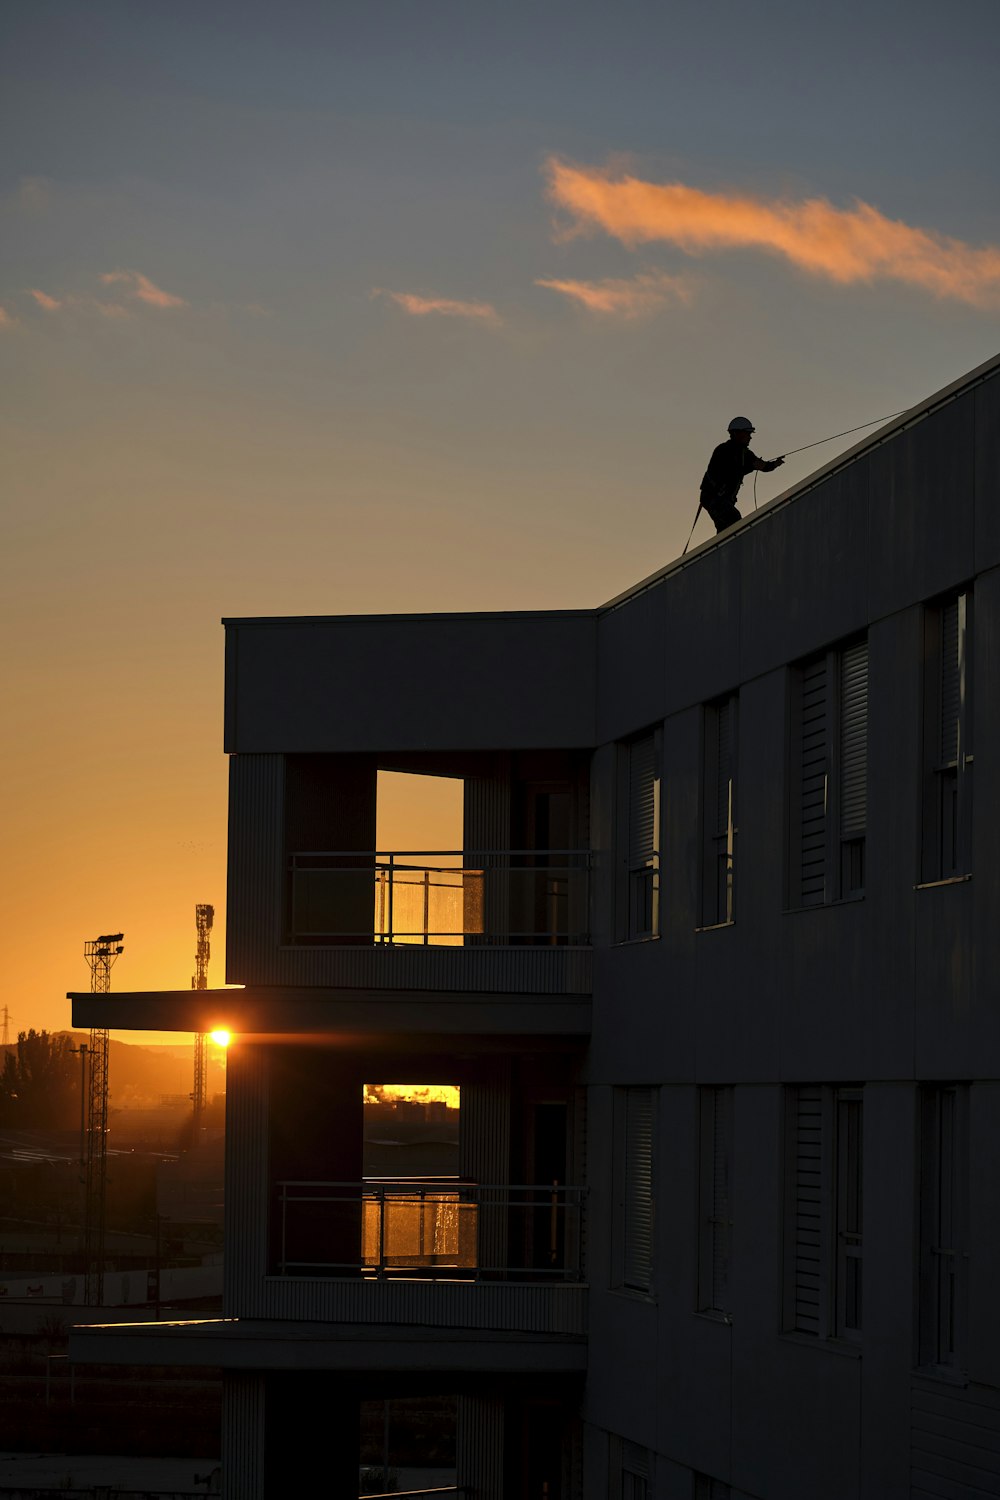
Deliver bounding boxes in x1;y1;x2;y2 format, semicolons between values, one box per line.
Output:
374;288;501;325
99;269;186;308
535;267;693;317
27;288;61;311
543;158;1000;306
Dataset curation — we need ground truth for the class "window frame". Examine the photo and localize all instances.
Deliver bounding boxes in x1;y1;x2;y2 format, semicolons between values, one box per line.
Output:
920;590;973;883
782;1083;864;1343
702;695;738;927
616;728;662;942
917;1083;969;1375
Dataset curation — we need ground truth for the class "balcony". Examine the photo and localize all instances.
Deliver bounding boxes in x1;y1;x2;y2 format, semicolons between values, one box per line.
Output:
274;1178;584;1282
228;1178;589;1336
287;850;590;947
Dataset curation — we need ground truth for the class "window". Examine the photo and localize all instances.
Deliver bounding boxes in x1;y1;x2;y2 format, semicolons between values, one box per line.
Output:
921;591;973;881
619;730;661;939
613;1088;654;1294
609;1436;651;1499
698;1087;733;1316
788;638;868;906
703;696;737;925
917;1085;968;1372
693;1478;731;1500
783;1085;863;1340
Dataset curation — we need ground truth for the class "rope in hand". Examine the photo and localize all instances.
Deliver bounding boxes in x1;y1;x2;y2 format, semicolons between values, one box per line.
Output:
688;405;913;547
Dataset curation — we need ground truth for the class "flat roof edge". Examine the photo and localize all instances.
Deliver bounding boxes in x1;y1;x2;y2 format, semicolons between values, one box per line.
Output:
600;348;1000;614
222;607;597;627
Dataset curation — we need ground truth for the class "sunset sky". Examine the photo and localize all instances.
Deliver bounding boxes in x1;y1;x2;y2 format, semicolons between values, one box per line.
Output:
2;0;998;1045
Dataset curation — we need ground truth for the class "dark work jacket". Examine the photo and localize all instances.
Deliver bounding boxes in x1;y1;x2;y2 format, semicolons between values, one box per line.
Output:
700;439;761;506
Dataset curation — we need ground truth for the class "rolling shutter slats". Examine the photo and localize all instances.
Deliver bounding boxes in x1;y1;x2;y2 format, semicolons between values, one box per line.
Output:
624;1089;653;1291
840;640;869;838
799;658;828;906
793;1086;823;1335
628;735;657;864
940;599;960;766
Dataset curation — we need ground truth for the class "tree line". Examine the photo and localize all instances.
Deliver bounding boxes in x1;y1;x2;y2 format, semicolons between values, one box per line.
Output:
0;1030;81;1130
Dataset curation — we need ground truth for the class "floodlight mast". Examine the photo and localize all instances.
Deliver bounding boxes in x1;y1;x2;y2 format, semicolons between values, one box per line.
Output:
83;932;123;1307
191;905;214;1133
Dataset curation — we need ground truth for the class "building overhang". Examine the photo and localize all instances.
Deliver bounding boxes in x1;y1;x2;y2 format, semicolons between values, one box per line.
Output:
70;1317;588;1375
67;986;592;1040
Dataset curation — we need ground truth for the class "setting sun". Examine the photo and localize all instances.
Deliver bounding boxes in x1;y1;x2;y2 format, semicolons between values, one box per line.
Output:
209;1029;231;1048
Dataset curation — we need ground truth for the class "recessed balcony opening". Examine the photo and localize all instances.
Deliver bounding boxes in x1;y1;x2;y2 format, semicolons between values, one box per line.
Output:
285;753;591;948
361;1082;470;1278
360;1395;457;1496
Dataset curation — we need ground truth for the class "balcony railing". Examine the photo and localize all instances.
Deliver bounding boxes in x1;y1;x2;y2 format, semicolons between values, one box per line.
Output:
274;1178;585;1281
288;850;590;946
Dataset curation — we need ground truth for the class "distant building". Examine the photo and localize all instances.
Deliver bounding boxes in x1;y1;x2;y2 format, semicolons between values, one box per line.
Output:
71;351;1000;1498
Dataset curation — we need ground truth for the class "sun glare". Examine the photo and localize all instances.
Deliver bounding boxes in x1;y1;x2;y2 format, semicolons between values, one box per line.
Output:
209;1029;232;1048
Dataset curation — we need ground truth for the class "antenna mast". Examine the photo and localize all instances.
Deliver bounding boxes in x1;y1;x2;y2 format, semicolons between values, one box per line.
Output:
83;932;124;1306
191;904;215;1133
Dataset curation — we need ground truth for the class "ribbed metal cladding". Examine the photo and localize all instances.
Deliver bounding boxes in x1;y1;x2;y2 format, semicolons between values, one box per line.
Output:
253;941;593;994
247;1277;588;1334
457;1394;504;1500
839;640;868;839
459;1060;512;1273
227;754;284;984
221;1372;266;1500
223;1044;269;1317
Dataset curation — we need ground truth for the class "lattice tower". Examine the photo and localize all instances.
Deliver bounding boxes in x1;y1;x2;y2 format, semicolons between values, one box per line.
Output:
191;904;214;1130
83;932;123;1306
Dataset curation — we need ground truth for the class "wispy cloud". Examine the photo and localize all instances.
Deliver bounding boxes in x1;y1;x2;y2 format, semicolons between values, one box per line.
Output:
374;288;501;325
0;306;13;328
543;158;1000;307
27;288;61;311
99;269;187;308
535;267;693;317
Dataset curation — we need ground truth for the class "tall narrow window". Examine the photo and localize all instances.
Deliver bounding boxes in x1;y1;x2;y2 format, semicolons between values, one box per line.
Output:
698;1087;733;1315
922;592;973;881
789;638;868;906
918;1084;968;1372
703;696;737;925
614;1087;654;1294
784;1085;863;1340
620;730;661;939
609;1437;651;1499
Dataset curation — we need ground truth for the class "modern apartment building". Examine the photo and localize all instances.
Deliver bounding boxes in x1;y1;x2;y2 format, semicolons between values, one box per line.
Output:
71;350;1000;1499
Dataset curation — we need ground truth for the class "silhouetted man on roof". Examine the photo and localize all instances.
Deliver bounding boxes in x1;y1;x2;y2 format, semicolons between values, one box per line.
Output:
700;417;785;534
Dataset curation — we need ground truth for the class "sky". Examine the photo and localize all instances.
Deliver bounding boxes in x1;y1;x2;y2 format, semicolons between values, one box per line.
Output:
2;0;999;1044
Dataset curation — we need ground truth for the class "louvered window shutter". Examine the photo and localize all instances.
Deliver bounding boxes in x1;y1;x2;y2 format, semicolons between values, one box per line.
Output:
791;1086;824;1335
940;598;960;768
798;659;829;906
623;1089;653;1291
714;700;735;922
627;733;659;937
839;642;868;839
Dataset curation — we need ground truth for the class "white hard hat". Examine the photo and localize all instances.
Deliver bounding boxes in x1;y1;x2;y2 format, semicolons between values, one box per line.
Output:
728;416;755;432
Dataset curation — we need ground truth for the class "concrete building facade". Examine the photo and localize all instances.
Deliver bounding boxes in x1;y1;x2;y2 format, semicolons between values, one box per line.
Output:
72;351;1000;1498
